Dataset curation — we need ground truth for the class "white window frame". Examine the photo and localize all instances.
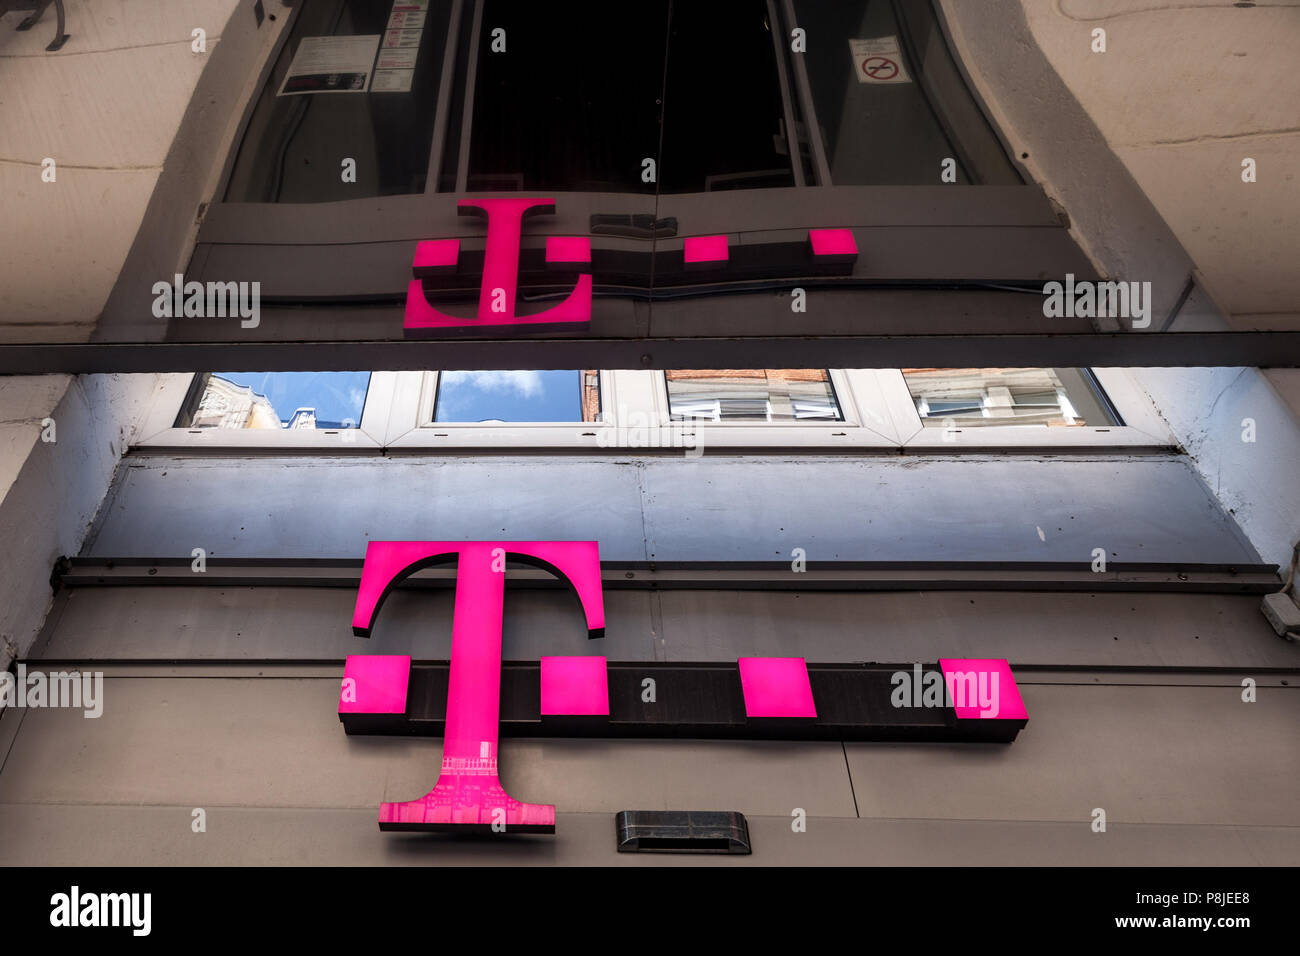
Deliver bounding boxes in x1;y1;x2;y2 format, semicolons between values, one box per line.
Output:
650;369;900;450
385;370;614;450
886;367;1172;449
133;372;392;450
133;367;1173;452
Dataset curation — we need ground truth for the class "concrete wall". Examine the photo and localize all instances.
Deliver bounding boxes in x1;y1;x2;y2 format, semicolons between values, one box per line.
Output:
940;0;1300;576
4;582;1295;865
5;438;1288;865
0;373;161;666
1130;366;1300;571
0;0;246;341
1016;0;1300;330
81;452;1262;565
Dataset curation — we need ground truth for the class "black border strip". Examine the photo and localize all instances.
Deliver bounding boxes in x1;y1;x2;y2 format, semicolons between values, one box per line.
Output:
339;660;1028;743
5;332;1300;374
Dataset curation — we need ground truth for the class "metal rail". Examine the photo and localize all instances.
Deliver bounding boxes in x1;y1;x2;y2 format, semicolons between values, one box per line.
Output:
56;558;1281;595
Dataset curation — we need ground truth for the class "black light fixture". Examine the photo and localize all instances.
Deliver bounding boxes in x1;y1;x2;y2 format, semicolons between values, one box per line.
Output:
4;0;68;52
615;811;752;855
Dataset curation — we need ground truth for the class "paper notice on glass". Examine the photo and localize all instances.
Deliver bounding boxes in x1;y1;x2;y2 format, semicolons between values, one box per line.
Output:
390;1;430;11
277;35;381;95
849;36;912;85
372;69;415;93
376;48;418;71
383;28;423;48
387;10;426;30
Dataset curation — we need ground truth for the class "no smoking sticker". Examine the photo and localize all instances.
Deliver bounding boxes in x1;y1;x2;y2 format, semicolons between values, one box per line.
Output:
849;36;912;85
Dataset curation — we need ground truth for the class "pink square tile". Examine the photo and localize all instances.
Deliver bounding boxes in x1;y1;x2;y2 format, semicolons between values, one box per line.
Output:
738;657;817;718
339;654;411;714
808;228;858;258
545;236;591;263
412;238;459;270
684;235;729;263
540;656;609;715
939;659;1028;720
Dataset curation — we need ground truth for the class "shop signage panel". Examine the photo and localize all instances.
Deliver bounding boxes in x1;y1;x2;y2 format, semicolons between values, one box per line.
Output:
340;539;1028;834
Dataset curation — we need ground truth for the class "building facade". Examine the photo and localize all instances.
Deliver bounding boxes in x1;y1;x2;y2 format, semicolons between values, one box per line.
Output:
0;0;1297;867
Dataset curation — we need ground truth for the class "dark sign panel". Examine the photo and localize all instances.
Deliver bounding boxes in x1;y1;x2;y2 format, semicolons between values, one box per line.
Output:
340;659;1031;744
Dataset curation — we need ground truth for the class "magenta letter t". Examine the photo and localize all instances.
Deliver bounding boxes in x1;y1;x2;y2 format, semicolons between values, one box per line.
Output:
352;541;604;832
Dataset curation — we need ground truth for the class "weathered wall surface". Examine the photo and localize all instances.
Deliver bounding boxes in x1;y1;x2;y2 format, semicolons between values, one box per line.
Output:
0;373;161;665
0;0;249;341
3;583;1295;865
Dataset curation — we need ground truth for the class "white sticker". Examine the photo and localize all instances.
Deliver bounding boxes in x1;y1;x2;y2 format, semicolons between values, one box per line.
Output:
372;69;415;93
277;35;381;95
377;48;418;71
387;10;426;30
391;1;430;10
849;36;912;85
383;27;423;48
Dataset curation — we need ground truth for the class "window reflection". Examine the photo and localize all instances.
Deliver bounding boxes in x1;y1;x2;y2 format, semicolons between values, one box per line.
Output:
223;0;1020;199
433;370;600;423
666;370;842;422
225;0;449;202
790;0;1020;184
177;372;372;429
903;368;1119;427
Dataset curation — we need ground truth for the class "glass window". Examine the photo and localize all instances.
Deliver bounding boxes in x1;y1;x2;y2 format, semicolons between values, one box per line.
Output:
224;0;452;202
790;0;1021;184
176;372;372;429
440;0;667;193
433;370;600;423
222;0;1019;200
666;370;842;422
447;0;794;195
903;368;1120;428
657;2;796;192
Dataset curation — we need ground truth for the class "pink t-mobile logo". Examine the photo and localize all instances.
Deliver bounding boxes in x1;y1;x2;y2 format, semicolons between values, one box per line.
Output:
404;198;593;332
350;540;604;832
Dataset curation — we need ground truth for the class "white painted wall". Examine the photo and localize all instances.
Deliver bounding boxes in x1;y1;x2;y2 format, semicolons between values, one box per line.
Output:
0;373;162;667
1016;0;1300;329
1129;366;1300;572
0;2;258;667
0;0;242;342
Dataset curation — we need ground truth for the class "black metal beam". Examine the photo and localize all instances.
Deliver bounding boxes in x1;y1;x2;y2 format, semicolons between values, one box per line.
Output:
4;332;1300;373
57;557;1281;594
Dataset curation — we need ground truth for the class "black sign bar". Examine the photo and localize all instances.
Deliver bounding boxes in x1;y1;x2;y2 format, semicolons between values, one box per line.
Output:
339;661;1028;743
55;557;1283;594
5;331;1299;374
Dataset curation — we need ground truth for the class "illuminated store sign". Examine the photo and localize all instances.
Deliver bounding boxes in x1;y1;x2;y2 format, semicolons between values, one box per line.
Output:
348;540;604;832
340;539;1028;834
403;197;858;335
405;198;594;334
